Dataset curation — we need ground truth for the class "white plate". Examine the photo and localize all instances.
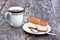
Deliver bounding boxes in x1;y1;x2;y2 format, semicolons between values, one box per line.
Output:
22;23;51;35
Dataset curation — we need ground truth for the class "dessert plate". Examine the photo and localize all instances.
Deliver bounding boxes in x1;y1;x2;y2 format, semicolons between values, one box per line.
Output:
22;23;51;35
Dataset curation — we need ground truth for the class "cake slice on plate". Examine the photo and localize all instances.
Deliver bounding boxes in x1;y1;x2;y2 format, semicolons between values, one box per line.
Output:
28;17;48;32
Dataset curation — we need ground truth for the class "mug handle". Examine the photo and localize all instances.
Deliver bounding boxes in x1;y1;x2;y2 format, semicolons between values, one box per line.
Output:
5;12;13;26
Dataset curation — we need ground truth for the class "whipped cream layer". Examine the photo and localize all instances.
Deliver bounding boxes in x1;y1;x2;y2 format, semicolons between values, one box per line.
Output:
28;22;37;28
37;25;48;31
28;22;48;31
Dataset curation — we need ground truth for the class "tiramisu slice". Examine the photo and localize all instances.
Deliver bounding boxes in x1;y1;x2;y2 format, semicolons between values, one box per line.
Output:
28;17;48;32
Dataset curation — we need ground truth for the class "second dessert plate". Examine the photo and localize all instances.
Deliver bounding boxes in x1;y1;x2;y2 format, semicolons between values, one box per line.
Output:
22;23;51;35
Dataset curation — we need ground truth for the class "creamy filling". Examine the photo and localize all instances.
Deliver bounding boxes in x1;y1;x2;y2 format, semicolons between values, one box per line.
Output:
28;22;48;31
28;22;37;28
37;25;48;30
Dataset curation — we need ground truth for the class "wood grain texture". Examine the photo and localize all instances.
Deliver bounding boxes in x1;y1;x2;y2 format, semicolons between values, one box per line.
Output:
0;0;59;40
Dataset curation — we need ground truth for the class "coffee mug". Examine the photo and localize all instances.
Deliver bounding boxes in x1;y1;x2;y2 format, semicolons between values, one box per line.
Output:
5;7;24;27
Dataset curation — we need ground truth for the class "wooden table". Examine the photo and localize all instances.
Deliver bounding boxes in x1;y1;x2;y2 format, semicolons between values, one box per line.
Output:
0;0;60;40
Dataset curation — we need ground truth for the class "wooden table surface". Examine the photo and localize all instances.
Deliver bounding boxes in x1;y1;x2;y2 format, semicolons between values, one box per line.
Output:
0;0;60;40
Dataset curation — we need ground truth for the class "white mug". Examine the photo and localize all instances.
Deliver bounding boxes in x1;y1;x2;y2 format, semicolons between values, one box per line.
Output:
5;7;24;27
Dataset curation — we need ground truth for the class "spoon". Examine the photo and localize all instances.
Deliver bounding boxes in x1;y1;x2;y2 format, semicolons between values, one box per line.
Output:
31;29;56;35
46;33;56;35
